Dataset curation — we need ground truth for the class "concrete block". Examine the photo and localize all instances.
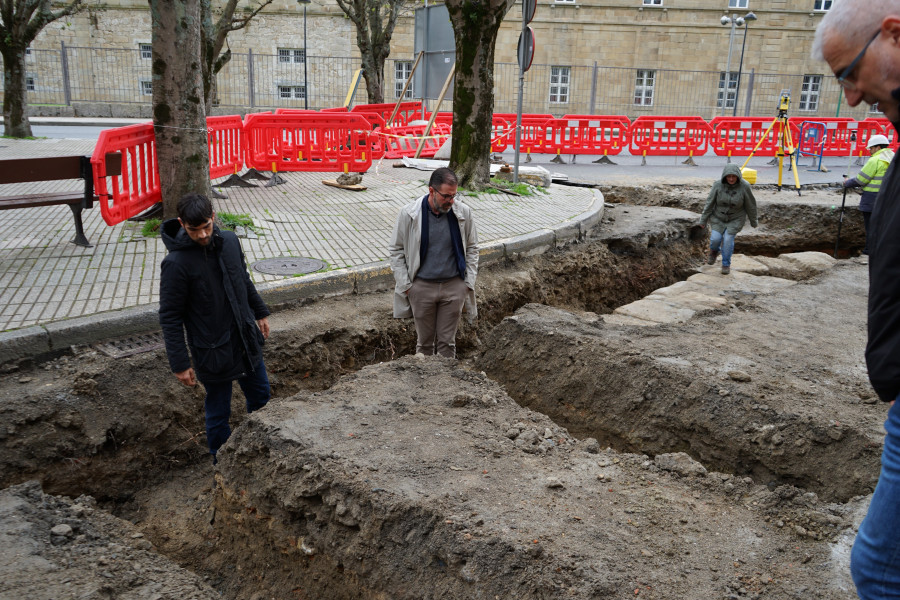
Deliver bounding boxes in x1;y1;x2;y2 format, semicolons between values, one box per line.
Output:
777;251;836;277
730;254;770;276
602;313;658;327
259;269;356;307
44;305;161;350
614;298;696;324
479;241;506;266
503;229;555;258
352;262;394;295
648;290;727;311
551;219;581;245
0;326;51;365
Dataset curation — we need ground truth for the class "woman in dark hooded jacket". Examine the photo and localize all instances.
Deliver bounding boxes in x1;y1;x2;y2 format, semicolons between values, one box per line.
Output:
699;164;758;275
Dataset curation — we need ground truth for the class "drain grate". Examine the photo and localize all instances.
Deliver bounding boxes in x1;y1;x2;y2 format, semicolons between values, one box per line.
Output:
252;257;327;276
94;331;165;359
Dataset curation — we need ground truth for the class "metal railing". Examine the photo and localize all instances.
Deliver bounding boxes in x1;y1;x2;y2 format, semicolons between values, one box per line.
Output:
7;45;877;122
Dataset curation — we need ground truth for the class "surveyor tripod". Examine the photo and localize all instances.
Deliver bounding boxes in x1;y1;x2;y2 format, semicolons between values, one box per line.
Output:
741;92;802;196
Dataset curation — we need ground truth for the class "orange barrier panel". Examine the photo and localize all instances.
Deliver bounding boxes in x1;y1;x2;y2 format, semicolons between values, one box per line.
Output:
709;117;798;158
863;118;900;151
629;116;712;157
381;123;451;159
90;122;160;226
489;114;553;154
207;115;245;180
789;117;856;157
243;113;373;173
544;115;631;156
351;101;423;128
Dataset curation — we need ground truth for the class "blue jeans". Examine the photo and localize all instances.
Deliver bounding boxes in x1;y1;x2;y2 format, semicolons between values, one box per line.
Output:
851;399;900;598
710;229;736;267
202;360;270;457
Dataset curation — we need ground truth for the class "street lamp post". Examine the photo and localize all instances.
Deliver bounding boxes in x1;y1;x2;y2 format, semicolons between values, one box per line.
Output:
298;0;311;109
720;12;757;116
733;12;757;116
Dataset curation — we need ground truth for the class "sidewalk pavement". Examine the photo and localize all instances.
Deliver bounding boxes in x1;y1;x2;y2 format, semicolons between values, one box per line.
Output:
0;135;603;364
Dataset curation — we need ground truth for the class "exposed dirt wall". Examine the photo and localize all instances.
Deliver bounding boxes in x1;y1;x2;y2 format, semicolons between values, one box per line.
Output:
477;261;881;503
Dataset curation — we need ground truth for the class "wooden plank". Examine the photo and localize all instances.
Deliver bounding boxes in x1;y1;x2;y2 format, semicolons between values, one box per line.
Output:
0;193;93;209
0;156;84;184
322;180;367;191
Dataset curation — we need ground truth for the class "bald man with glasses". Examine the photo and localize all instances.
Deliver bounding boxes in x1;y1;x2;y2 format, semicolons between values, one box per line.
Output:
814;3;900;597
389;167;479;358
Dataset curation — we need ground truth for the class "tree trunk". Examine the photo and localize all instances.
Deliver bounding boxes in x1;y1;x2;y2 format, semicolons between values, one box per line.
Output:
2;49;33;138
150;0;210;220
361;54;385;104
446;0;509;189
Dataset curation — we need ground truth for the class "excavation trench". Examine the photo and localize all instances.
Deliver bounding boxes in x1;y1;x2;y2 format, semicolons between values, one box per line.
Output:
0;187;876;600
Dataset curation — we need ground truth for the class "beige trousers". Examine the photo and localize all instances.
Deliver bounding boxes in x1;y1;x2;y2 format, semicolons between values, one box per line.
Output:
408;277;468;358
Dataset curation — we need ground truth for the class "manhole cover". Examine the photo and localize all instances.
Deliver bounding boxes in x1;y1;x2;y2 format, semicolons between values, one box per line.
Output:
94;331;165;359
252;257;326;276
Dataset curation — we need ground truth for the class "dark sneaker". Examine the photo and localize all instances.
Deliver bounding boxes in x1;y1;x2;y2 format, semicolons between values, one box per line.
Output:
707;251;718;265
721;266;730;275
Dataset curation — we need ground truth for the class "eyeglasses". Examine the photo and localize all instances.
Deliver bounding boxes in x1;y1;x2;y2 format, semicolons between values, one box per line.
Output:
433;190;458;202
836;30;881;91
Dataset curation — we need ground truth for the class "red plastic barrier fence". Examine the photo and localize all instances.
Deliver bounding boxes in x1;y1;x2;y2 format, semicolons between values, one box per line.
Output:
489;114;553;154
351;101;423;128
709;117;798;158
349;111;388;160
243;113;373;173
421;112;518;153
90;122;160;226
864;118;900;151
381;123;451;159
207;115;245;180
789;118;857;157
629;116;712;158
542;115;630;157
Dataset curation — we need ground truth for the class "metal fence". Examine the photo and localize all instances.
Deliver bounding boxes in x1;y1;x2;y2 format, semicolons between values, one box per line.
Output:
9;45;876;122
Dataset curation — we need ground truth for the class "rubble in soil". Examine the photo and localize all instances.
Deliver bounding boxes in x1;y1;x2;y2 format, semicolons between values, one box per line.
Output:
0;480;219;600
0;186;876;599
205;356;859;600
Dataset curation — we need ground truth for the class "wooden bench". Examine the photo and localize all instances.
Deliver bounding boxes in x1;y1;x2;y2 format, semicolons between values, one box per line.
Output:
0;154;122;247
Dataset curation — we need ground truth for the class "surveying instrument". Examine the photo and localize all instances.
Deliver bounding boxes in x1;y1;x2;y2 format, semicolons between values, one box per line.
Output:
740;90;802;196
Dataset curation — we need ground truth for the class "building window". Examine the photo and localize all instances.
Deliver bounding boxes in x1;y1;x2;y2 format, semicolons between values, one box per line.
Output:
26;77;35;92
634;69;655;106
279;85;306;100
728;0;749;7
717;72;738;109
140;79;152;96
139;43;152;60
278;48;306;64
813;0;832;10
642;0;662;5
799;75;821;111
549;66;570;104
395;61;414;99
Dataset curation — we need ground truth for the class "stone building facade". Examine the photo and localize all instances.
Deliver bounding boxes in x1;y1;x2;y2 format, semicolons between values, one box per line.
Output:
16;0;872;121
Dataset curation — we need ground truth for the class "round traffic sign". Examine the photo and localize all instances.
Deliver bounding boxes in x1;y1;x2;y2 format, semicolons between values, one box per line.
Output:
523;0;536;23
517;26;535;73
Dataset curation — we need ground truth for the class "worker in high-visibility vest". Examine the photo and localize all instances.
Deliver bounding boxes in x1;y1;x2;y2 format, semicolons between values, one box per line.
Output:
844;134;895;255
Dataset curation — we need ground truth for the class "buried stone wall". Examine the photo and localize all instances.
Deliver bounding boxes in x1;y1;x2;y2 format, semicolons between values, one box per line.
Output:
477;258;882;503
206;356;857;600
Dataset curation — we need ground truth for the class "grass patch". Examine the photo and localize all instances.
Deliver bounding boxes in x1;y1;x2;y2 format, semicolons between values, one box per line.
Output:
488;177;536;196
141;218;162;237
218;212;261;234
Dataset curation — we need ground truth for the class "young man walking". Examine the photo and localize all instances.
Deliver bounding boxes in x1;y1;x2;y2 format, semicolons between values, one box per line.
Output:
159;193;272;463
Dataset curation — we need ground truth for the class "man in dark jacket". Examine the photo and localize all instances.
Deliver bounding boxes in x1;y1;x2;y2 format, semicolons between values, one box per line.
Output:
159;193;271;463
814;3;900;597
